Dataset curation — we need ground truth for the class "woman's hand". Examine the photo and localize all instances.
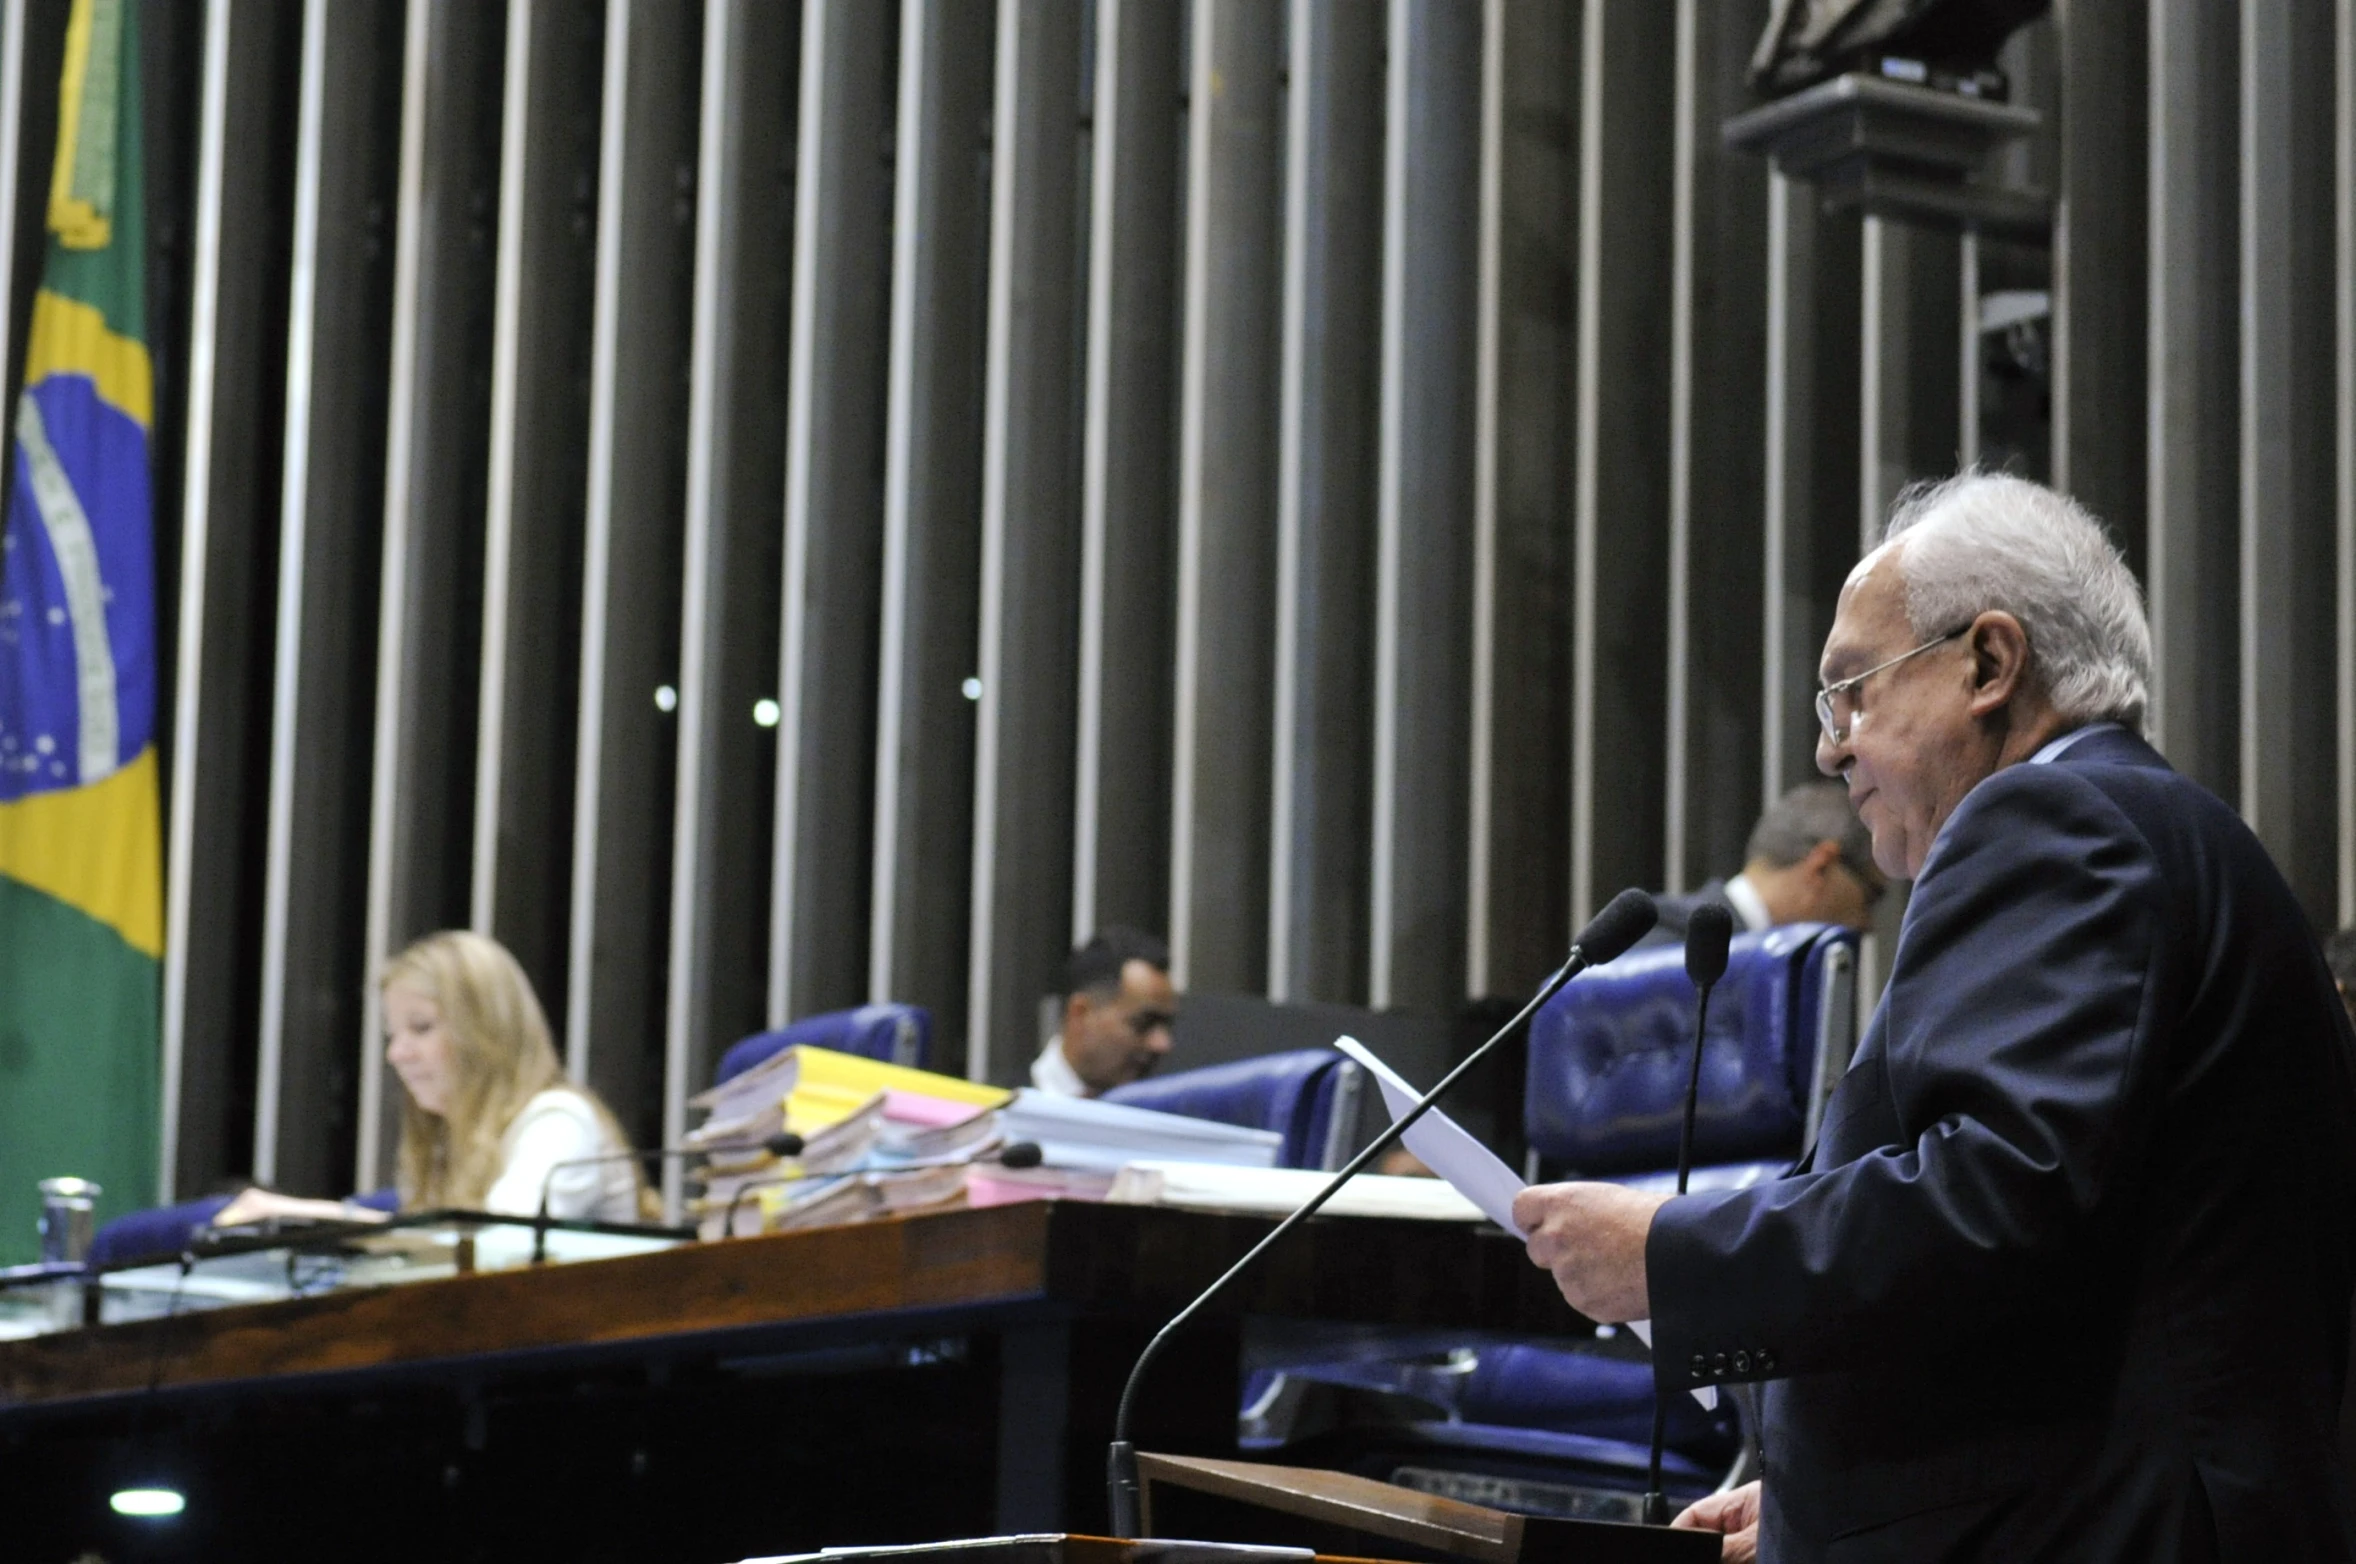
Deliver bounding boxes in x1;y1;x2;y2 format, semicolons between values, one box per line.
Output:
212;1189;387;1227
1673;1481;1762;1563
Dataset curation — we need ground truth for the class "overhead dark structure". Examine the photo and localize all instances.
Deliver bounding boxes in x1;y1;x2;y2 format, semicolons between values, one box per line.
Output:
1747;0;2052;97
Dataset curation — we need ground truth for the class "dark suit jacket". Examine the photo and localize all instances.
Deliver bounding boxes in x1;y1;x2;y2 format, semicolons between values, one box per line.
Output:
1649;727;2356;1561
1642;880;1742;950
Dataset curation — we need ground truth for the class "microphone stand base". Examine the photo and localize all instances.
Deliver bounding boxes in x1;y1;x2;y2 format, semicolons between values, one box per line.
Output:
1641;1490;1670;1527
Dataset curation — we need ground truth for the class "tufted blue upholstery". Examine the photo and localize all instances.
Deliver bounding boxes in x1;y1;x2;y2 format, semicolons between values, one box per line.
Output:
1104;1049;1362;1170
1525;923;1859;1176
713;1003;932;1086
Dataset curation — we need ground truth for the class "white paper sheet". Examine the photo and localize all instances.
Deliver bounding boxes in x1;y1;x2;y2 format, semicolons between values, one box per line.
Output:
1331;1035;1717;1410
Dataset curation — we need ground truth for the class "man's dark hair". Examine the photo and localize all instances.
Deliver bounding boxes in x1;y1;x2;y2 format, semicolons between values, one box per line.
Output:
1065;926;1170;1000
2327;928;2356;995
1747;781;1877;889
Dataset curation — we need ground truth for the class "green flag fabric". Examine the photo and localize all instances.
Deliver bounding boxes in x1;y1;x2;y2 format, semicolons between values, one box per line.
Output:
0;0;160;1262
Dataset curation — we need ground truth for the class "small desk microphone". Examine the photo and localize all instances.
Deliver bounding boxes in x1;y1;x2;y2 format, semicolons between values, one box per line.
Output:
1643;901;1734;1526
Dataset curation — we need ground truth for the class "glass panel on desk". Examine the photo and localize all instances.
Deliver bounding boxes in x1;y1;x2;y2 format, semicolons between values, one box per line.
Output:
0;1212;691;1334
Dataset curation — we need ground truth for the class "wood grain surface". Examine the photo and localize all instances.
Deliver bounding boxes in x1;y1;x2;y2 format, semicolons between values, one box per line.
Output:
0;1201;1579;1410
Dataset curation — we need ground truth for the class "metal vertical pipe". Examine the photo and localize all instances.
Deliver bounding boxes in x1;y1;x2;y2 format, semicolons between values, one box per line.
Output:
668;0;796;1199
870;0;992;1057
1665;0;1766;894
2049;0;2146;550
1370;0;1480;1011
2145;0;2240;798
770;0;890;1023
1465;0;1576;997
1268;0;1381;1004
159;0;237;1202
1072;0;1180;946
2339;0;2355;927
0;0;22;435
2238;0;2339;925
1168;0;1281;992
255;0;404;1192
1568;0;1672;928
473;0;605;1020
359;0;505;1191
568;0;701;1142
967;0;1085;1084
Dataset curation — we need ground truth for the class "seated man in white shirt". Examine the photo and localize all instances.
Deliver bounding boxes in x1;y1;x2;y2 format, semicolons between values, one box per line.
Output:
1030;927;1180;1097
1645;780;1885;948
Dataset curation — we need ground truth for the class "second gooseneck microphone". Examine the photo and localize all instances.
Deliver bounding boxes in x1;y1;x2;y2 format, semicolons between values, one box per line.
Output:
1642;901;1735;1527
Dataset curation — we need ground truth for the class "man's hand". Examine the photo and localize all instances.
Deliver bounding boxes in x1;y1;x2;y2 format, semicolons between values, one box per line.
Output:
1510;1181;1668;1323
1673;1481;1761;1562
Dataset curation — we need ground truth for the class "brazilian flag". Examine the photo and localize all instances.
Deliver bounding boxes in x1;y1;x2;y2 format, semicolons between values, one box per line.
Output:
0;0;159;1262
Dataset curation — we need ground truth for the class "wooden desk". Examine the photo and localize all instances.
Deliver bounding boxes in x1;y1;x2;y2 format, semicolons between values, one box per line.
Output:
0;1202;1582;1564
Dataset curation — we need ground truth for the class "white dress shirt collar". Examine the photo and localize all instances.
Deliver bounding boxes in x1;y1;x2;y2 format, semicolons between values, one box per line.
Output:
1722;872;1774;933
1030;1036;1091;1097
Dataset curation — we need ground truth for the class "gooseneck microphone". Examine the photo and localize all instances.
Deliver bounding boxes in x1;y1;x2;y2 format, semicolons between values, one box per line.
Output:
1104;888;1660;1538
528;1133;800;1263
1643;902;1735;1527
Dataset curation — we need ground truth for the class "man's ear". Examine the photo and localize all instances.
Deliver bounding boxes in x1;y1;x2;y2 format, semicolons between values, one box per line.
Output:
1061;991;1090;1036
1964;610;2032;718
1801;839;1843;882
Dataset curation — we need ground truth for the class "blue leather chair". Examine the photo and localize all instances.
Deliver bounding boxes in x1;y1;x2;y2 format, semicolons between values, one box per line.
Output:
1250;924;1861;1519
87;1187;401;1268
1103;1048;1364;1171
712;1002;932;1086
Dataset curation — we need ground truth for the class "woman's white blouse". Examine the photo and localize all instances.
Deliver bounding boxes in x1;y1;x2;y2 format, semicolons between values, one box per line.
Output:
480;1089;640;1223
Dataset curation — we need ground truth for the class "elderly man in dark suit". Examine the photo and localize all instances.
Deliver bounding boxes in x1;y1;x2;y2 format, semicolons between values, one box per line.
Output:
1646;781;1885;950
1514;473;2356;1561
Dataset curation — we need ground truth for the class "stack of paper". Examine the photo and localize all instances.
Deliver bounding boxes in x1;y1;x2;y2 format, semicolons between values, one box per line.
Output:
685;1045;1010;1152
995;1089;1283;1172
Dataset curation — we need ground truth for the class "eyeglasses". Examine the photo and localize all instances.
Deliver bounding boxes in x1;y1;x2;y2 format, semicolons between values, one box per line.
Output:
1814;625;1970;745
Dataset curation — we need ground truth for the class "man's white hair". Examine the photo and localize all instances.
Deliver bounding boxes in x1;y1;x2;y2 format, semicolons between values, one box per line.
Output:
1880;472;2152;732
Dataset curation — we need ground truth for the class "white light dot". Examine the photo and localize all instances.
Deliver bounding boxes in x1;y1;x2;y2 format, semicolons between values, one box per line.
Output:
111;1487;186;1518
752;698;781;728
34;735;53;755
653;684;678;713
961;677;982;702
47;606;66;625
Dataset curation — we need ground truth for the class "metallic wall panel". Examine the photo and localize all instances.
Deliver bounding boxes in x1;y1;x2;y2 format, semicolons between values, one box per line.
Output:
1568;0;1673;926
1369;0;1480;1010
1467;0;1575;996
667;0;796;1198
2238;0;2341;926
1665;0;1768;895
870;0;992;1063
2145;0;2240;798
253;0;404;1193
1168;0;1281;992
1858;217;1962;537
967;0;1086;1084
2050;0;2146;555
162;0;300;1200
568;0;701;1141
770;0;890;1022
2340;0;2355;926
472;0;605;1034
1761;178;1862;800
1072;0;1180;946
1268;0;1381;1004
358;0;506;1192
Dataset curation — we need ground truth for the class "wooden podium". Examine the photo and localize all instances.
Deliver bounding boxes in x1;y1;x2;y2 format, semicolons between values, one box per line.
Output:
1134;1455;1718;1564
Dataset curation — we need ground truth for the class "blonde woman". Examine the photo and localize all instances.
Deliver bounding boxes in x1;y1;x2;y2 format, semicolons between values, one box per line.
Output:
215;931;650;1226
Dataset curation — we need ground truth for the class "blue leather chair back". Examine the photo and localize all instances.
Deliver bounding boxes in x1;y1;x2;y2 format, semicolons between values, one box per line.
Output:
714;1003;931;1086
1525;923;1859;1176
1103;1049;1363;1170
